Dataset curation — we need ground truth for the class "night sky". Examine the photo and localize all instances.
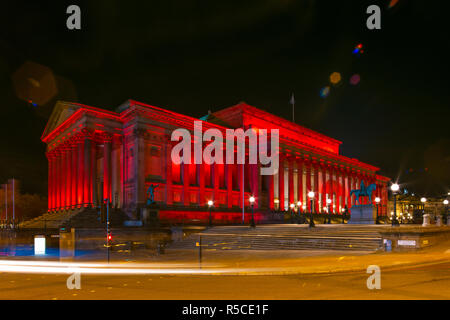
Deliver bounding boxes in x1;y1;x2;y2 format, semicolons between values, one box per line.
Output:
1;0;449;197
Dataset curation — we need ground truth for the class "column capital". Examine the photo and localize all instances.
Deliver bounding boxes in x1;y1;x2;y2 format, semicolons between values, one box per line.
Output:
132;127;149;139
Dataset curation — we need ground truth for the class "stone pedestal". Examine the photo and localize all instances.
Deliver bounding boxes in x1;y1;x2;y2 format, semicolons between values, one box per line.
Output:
422;214;430;227
436;215;443;227
348;205;375;224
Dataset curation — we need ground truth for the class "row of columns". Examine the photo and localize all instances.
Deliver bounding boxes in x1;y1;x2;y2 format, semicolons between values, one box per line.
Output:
164;141;258;209
271;154;388;215
47;131;114;212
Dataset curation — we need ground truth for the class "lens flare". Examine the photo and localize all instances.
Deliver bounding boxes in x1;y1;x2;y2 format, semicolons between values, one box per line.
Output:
349;74;360;85
329;72;341;85
319;86;330;98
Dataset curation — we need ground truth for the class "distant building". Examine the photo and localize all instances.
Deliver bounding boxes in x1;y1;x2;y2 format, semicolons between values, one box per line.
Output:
41;100;390;223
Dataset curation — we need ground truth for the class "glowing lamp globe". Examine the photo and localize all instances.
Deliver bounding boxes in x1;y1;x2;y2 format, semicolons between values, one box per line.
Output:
207;200;214;206
249;196;255;204
326;199;332;204
297;201;302;207
443;200;449;205
290;203;295;209
375;197;381;203
308;191;315;199
420;197;427;203
391;184;400;192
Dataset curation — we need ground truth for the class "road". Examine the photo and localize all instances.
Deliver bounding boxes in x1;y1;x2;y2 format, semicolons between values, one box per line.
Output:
0;261;449;300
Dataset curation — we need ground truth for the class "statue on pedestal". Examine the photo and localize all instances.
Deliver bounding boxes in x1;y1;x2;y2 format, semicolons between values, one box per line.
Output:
146;184;159;206
348;181;377;224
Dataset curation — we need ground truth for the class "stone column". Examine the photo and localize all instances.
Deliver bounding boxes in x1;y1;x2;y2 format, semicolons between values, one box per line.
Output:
71;144;77;209
288;157;294;209
54;150;61;210
83;136;92;207
46;152;53;211
278;155;285;211
329;166;335;213
60;149;67;210
297;160;303;212
103;137;112;202
66;146;72;210
346;170;352;209
213;163;220;203
321;164;327;213
238;163;244;209
166;141;173;205
313;164;320;214
305;162;311;212
336;170;341;214
226;163;232;208
268;169;274;210
183;162;190;206
77;137;84;207
91;140;97;206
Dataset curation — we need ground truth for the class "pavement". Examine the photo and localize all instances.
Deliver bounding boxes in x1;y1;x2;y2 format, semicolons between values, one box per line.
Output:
1;240;449;299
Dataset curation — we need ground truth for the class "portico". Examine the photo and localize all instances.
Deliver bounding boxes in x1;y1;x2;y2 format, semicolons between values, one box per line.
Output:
42;100;390;222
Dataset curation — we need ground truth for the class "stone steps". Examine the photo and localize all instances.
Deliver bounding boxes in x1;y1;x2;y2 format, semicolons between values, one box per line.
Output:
61;208;128;229
20;210;80;229
167;225;385;251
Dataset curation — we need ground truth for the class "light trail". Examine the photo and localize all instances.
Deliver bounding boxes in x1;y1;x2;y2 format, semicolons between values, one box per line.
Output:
0;259;275;275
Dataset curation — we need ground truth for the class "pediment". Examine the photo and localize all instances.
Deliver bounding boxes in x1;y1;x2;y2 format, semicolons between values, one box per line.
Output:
41;101;82;141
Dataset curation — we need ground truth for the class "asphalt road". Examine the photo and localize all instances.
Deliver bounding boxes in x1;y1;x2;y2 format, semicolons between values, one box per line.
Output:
0;261;449;300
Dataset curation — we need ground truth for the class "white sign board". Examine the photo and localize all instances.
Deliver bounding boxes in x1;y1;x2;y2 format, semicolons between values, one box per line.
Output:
34;236;46;255
397;240;416;247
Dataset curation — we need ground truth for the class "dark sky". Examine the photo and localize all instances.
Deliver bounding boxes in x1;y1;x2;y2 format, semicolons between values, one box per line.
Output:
1;0;449;197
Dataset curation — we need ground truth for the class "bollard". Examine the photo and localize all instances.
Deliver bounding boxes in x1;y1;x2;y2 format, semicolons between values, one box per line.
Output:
422;214;430;227
436;215;443;227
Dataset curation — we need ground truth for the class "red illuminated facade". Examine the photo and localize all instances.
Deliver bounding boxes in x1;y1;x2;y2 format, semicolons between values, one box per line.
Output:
42;100;390;222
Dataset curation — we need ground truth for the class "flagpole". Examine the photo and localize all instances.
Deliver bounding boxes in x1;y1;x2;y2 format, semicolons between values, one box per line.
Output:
290;93;295;123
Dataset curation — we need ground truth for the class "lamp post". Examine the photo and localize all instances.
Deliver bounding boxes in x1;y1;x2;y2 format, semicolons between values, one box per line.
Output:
391;183;400;226
297;201;302;224
249;196;256;228
420;197;426;215
208;200;214;228
341;207;346;224
308;191;315;228
326;198;332;224
444;199;449;225
375;197;381;224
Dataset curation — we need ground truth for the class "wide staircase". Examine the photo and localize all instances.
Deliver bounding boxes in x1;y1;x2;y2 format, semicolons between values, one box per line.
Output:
167;224;388;251
20;208;128;229
61;208;128;229
20;209;83;229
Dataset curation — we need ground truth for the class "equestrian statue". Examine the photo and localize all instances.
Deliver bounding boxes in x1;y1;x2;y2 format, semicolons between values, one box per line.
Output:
350;181;376;205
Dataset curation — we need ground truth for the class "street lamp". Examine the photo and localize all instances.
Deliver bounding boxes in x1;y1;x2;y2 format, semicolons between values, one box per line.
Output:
341;207;346;224
391;183;400;226
375;197;381;224
249;196;256;228
208;200;214;227
326;199;332;224
444;200;449;225
297;201;302;224
308;191;315;227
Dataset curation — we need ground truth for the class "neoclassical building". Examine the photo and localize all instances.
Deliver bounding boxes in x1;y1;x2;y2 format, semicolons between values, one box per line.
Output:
42;100;390;223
